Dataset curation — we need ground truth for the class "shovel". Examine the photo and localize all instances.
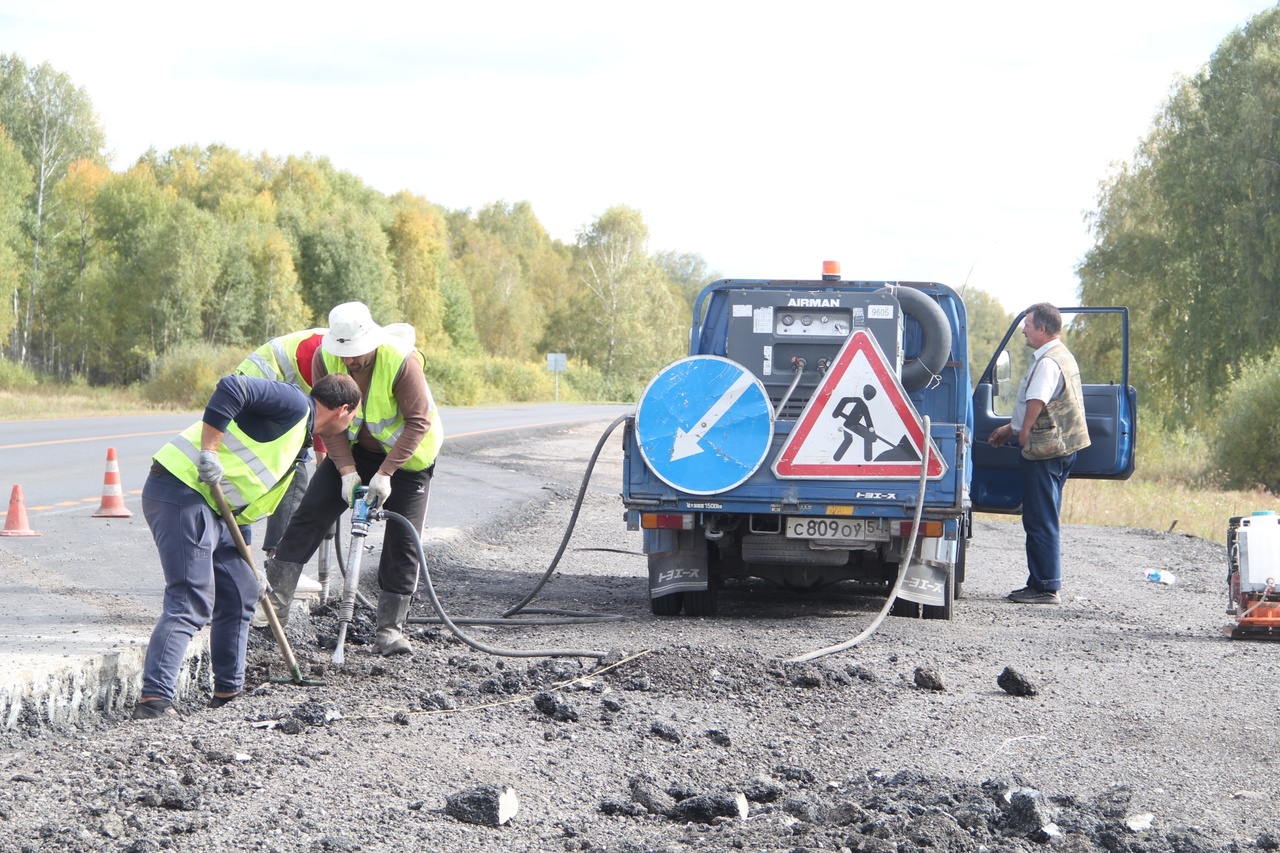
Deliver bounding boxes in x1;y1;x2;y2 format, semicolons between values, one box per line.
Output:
209;481;326;687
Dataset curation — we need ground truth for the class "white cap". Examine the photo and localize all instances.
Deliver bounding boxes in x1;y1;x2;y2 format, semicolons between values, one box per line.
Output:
322;302;386;357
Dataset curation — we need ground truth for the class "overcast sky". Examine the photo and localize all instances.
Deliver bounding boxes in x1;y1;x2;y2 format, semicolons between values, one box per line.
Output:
3;1;1274;313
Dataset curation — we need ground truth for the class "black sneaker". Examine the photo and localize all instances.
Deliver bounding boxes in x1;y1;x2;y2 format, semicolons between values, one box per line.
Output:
209;692;241;709
1009;588;1061;605
131;699;179;720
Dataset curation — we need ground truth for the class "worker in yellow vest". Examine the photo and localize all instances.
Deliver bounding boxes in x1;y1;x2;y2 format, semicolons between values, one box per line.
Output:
132;373;360;719
265;302;443;656
235;328;328;558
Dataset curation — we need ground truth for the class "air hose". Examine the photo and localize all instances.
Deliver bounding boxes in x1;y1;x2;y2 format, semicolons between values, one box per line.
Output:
500;413;633;618
785;416;932;663
382;509;612;661
332;412;636;661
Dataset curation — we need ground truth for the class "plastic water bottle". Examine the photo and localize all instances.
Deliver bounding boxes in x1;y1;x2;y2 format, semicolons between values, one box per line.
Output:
1145;569;1176;585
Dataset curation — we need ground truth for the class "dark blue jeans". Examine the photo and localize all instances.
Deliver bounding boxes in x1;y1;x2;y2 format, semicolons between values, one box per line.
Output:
140;470;256;700
1021;451;1077;592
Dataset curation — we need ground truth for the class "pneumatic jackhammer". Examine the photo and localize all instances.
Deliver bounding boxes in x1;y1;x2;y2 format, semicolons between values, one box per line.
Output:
332;486;378;666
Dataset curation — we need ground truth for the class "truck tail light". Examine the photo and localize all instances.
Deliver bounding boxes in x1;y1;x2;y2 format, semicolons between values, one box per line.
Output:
641;513;695;530
892;520;944;538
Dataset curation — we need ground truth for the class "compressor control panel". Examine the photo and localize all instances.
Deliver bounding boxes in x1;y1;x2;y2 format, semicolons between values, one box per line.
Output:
723;289;902;405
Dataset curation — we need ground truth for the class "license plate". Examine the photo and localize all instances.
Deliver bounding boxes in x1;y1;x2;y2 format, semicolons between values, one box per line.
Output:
785;517;889;542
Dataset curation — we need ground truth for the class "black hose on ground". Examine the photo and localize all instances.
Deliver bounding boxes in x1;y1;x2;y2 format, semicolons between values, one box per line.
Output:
500;413;633;618
381;509;611;661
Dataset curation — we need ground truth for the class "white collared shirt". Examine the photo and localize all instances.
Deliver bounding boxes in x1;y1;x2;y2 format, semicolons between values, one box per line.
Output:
1011;339;1065;427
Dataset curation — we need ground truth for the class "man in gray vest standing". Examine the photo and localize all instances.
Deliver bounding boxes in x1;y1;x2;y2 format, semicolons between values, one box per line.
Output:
988;303;1091;605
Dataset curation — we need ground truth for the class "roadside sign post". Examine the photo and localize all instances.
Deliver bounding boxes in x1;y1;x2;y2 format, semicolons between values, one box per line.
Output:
546;353;567;401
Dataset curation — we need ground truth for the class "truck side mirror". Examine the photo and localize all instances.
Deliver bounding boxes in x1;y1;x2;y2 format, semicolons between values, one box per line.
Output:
994;350;1012;391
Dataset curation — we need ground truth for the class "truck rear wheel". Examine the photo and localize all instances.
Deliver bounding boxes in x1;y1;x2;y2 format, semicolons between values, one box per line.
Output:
922;567;954;621
683;585;718;617
651;592;683;616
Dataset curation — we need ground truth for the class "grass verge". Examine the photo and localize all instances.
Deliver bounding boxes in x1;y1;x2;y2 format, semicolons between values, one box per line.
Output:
980;477;1276;545
0;387;182;421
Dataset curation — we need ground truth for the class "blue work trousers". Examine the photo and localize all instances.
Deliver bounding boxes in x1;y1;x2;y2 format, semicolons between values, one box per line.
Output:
1020;451;1076;592
140;470;256;700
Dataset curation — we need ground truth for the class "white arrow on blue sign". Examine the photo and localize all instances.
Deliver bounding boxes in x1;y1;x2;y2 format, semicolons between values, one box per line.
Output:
635;356;774;495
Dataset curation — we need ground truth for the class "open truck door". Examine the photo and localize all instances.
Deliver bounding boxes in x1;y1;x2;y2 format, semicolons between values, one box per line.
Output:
971;306;1137;514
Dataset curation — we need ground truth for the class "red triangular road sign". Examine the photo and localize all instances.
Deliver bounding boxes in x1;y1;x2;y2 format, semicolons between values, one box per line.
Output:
773;330;946;479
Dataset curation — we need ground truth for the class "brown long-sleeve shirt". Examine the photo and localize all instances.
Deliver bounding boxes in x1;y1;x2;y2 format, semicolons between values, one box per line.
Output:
311;347;433;476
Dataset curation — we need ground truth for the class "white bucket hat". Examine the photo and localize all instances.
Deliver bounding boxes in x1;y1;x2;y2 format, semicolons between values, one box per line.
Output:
322;302;387;357
382;322;416;346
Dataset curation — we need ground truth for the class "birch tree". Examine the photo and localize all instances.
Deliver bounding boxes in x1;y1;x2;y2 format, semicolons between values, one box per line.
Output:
0;55;105;367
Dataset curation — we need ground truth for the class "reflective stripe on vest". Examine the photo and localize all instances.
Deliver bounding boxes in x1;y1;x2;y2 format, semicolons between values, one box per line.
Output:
235;328;325;393
153;415;310;525
322;340;443;472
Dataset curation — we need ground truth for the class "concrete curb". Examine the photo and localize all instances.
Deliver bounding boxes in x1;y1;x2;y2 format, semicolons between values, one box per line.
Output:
1;637;210;733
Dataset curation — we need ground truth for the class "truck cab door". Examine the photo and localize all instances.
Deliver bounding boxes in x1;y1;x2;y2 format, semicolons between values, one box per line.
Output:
971;307;1137;514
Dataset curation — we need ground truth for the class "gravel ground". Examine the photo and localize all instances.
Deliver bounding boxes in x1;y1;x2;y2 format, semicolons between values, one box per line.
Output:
1;422;1277;853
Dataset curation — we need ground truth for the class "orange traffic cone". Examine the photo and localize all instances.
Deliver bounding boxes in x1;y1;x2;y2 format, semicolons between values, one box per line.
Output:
92;447;133;518
0;484;40;536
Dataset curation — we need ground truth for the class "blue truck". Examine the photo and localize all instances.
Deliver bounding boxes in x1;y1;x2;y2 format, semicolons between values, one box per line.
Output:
621;263;1136;619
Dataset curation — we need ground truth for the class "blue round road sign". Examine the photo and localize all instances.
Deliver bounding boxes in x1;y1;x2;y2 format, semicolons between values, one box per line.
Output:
635;356;774;495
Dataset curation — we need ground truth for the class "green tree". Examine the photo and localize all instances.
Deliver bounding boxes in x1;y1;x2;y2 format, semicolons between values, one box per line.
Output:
554;206;686;383
272;155;394;321
958;286;1013;388
1079;6;1280;427
143;144;310;346
654;249;717;316
41;157;108;377
1212;348;1280;490
0;55;106;367
88;163;192;381
387;191;449;350
0;127;32;356
447;200;572;360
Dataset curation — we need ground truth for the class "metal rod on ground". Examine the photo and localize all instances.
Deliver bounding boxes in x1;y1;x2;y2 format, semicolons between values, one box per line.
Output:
209;482;325;687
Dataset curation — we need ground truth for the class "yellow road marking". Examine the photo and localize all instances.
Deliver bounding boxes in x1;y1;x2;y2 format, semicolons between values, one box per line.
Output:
0;429;175;450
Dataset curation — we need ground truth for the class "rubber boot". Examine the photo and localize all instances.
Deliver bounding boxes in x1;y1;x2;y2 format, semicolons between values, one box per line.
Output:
375;592;413;656
264;557;305;627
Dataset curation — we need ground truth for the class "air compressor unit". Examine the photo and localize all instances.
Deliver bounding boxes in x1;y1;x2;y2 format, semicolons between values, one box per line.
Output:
1226;512;1280;640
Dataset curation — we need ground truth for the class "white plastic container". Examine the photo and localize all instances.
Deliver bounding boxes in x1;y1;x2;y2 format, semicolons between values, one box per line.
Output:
1237;513;1280;591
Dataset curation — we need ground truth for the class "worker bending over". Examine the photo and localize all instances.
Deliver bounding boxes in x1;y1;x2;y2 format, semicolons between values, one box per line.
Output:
265;302;443;656
133;373;359;718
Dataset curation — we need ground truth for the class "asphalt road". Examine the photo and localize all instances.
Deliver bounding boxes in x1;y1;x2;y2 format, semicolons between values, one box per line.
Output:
0;403;632;723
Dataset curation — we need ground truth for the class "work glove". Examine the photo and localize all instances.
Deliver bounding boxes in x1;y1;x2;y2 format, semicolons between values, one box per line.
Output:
197;450;223;484
367;472;392;508
340;472;363;507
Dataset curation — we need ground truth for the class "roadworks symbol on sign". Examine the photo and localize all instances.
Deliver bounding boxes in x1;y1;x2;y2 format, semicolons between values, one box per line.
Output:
773;329;947;480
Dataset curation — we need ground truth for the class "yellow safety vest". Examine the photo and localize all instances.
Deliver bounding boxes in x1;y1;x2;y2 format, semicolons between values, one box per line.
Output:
236;328;326;393
153;415;310;525
322;339;443;472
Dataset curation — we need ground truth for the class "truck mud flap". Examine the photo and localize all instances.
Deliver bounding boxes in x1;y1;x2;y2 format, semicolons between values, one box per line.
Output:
645;529;709;597
896;560;949;606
